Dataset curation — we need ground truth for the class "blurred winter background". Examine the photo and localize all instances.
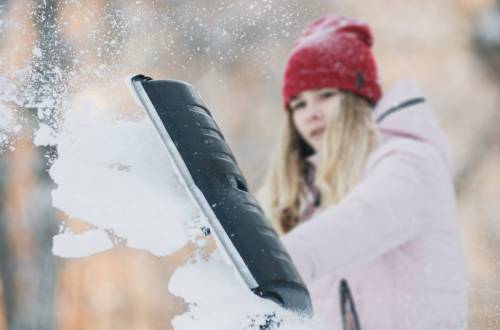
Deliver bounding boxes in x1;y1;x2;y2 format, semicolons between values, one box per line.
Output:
0;0;499;329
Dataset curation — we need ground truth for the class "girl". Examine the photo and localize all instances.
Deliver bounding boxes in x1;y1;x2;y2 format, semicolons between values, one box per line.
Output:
259;15;467;330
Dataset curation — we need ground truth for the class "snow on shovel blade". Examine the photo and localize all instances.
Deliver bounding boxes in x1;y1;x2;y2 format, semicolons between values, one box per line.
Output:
128;74;313;317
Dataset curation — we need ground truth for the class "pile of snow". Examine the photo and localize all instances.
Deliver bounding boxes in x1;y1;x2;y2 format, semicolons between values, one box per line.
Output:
41;87;324;329
170;252;323;330
47;105;195;257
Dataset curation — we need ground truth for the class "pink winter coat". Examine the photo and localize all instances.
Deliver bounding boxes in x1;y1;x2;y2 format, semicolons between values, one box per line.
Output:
282;80;468;330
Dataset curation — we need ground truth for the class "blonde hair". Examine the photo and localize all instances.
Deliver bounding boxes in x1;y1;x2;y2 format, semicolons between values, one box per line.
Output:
258;92;379;234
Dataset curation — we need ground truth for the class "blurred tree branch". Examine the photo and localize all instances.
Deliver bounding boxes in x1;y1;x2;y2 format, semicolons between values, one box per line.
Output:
0;156;16;328
0;0;70;328
473;0;500;78
456;0;500;196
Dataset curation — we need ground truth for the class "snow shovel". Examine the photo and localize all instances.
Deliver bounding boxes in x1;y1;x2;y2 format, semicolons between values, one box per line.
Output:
128;74;313;319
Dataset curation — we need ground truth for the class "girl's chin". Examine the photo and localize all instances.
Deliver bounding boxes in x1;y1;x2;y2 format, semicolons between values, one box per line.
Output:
310;137;323;150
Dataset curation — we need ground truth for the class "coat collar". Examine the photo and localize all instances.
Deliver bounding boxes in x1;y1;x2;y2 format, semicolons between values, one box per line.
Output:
372;79;453;170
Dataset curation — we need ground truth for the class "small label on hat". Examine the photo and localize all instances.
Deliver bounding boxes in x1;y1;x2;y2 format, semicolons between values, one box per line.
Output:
355;72;365;88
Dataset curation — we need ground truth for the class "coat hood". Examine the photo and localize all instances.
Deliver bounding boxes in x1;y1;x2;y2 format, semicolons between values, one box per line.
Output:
373;80;453;170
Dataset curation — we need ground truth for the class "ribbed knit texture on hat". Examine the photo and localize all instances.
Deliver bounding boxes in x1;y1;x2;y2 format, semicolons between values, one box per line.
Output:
282;15;382;109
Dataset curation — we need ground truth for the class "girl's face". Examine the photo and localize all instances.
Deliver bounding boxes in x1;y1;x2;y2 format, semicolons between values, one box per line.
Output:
289;88;341;152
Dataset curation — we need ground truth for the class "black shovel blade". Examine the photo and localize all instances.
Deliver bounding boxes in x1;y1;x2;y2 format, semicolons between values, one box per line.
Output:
129;74;312;317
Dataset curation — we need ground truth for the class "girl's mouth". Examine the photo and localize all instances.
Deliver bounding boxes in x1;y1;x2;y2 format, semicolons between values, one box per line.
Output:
310;127;325;138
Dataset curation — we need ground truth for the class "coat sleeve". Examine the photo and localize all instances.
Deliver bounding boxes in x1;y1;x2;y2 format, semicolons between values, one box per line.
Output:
282;139;447;283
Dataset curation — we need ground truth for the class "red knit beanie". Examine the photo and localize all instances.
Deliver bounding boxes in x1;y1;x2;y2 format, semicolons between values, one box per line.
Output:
282;15;382;109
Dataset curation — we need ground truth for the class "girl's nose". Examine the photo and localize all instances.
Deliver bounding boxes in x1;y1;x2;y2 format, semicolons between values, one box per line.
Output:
306;104;323;121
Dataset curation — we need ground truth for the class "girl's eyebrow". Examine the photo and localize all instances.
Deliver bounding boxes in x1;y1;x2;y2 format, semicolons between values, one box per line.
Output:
290;93;303;102
290;99;304;108
290;99;305;107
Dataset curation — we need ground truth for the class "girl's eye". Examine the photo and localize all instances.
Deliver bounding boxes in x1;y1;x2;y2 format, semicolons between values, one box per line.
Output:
290;100;306;111
320;90;336;99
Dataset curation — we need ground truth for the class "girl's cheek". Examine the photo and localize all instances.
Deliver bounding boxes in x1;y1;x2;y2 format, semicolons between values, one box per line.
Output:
293;113;305;129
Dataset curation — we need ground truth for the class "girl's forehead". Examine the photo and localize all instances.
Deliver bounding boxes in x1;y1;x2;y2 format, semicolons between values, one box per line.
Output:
291;87;339;100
